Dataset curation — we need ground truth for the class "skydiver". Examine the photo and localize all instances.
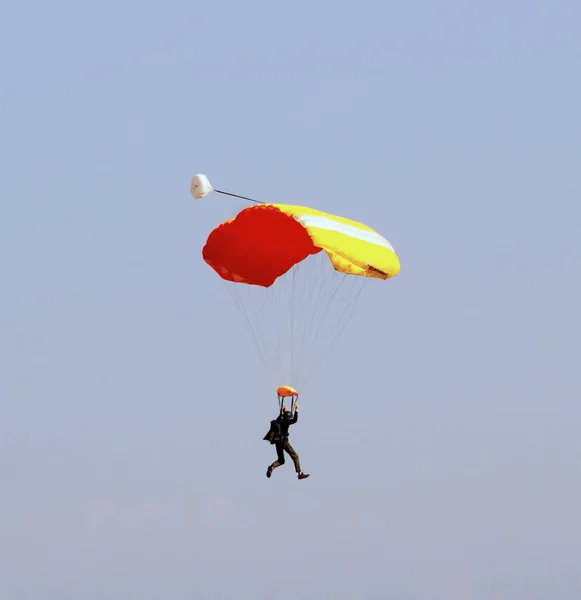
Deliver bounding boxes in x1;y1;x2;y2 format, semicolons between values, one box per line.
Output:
264;403;310;480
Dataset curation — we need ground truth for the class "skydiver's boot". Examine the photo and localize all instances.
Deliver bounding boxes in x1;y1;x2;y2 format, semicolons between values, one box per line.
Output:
266;465;274;478
298;471;310;480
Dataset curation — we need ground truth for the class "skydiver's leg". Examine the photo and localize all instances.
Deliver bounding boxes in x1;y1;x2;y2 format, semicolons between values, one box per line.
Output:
284;441;302;473
267;441;285;477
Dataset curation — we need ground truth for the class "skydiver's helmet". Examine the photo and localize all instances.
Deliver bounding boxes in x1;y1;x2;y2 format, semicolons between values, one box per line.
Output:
280;405;291;418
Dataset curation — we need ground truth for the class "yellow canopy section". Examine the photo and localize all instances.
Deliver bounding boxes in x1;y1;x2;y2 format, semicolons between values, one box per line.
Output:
274;204;400;280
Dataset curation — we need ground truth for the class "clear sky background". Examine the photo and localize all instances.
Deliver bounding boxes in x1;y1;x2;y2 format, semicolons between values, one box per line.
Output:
1;1;580;598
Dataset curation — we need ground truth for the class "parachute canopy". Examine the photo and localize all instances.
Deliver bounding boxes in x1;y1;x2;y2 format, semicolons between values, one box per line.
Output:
191;174;213;199
203;203;400;287
200;198;400;393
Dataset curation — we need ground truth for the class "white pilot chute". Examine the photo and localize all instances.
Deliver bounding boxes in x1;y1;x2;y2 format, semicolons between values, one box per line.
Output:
190;174;214;199
189;173;263;204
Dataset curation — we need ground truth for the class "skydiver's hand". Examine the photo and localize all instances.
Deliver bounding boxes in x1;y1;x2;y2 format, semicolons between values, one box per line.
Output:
295;403;299;411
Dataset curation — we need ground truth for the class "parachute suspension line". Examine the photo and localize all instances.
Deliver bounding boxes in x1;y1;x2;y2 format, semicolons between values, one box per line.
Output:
294;252;368;392
290;256;353;387
300;274;371;390
297;253;360;391
291;254;333;386
288;254;322;387
288;258;297;386
228;284;272;378
226;273;291;389
223;252;376;393
284;255;310;388
285;248;301;387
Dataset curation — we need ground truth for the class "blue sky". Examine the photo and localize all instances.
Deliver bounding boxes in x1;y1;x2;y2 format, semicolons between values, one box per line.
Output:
1;1;580;598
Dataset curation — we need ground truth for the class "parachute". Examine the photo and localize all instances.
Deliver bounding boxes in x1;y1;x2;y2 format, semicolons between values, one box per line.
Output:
203;203;400;284
197;179;401;396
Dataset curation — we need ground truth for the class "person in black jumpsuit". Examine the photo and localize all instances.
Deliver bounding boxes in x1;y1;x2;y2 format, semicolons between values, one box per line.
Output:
265;404;310;480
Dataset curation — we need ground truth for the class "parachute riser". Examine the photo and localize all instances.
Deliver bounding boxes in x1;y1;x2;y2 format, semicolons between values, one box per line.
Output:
278;395;297;418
